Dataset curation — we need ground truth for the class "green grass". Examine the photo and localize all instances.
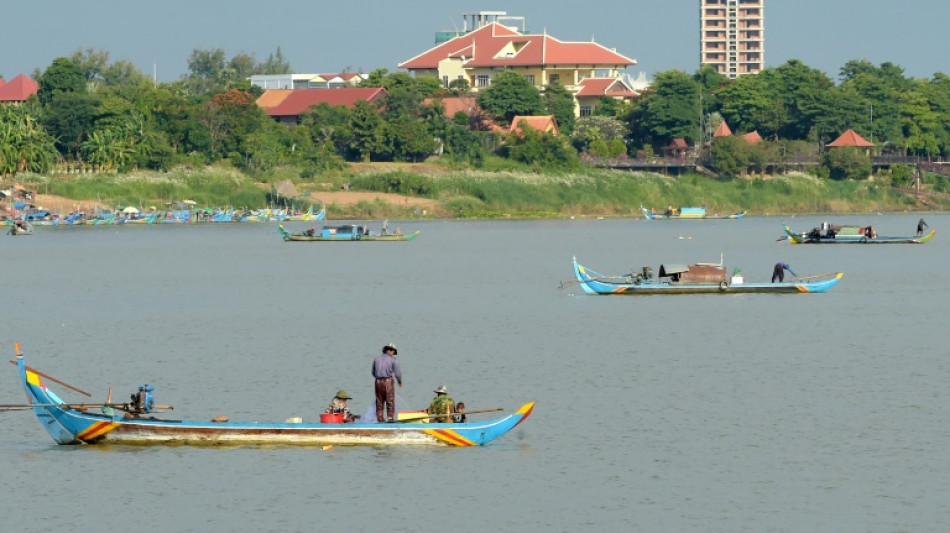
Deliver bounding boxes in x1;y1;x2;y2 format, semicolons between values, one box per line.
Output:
12;165;948;219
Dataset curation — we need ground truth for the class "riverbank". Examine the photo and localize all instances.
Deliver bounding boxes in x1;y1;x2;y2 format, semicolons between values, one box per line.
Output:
9;163;950;220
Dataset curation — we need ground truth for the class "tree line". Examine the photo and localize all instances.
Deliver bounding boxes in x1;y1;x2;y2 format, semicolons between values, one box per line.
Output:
2;47;950;180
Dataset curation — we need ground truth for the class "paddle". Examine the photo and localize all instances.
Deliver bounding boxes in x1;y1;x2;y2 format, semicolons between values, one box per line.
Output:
395;407;504;423
0;402;174;411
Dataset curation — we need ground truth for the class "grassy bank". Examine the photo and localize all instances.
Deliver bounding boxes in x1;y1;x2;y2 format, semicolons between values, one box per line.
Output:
11;163;949;218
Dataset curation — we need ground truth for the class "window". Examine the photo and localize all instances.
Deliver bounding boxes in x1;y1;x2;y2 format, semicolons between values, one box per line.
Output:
442;76;449;88
549;74;560;85
524;74;535;86
476;75;490;88
579;105;592;117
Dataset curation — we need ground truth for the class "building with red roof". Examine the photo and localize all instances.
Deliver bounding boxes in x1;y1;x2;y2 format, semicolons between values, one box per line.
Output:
399;19;635;117
257;87;388;126
0;74;39;104
508;115;559;136
713;120;733;137
827;128;874;148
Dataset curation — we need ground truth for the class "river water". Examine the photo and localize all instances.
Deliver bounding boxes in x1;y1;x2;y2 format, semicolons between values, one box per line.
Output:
1;214;947;532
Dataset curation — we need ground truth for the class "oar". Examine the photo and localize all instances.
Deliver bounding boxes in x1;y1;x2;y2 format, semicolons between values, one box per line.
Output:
8;360;92;398
395;407;504;423
0;402;174;412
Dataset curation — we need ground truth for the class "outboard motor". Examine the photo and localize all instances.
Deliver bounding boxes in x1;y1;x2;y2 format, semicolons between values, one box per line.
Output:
130;385;155;413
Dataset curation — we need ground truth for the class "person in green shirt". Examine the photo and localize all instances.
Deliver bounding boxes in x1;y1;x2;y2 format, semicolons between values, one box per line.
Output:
427;385;455;423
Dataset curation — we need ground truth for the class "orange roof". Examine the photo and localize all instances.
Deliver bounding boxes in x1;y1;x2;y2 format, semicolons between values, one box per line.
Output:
256;90;293;109
713;121;732;137
422;96;482;117
827;128;874;147
574;78;638;98
0;74;38;102
259;88;388;117
399;22;635;70
508;115;559;135
667;138;689;149
742;131;762;144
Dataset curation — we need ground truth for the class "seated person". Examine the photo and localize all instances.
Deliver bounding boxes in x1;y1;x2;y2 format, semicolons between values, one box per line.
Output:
426;385;455;423
325;389;358;422
304;227;316;236
453;402;467;423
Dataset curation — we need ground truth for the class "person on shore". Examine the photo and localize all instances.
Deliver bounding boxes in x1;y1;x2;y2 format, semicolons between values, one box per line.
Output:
917;218;929;237
427;385;455;423
325;389;357;422
772;262;796;283
371;344;402;422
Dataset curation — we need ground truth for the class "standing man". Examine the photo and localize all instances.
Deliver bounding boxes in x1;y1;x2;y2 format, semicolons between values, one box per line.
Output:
772;262;796;283
917;218;929;237
371;344;403;422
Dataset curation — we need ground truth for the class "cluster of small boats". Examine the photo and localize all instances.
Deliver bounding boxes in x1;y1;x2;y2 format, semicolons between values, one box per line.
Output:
2;205;326;228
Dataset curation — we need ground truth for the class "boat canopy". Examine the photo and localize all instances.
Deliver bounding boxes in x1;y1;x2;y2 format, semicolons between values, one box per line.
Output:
660;263;726;283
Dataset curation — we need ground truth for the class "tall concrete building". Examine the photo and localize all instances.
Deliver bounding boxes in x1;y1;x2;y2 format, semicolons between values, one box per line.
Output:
700;0;764;78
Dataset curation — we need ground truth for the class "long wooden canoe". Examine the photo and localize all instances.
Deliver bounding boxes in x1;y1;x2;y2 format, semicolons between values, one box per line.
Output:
572;257;843;295
784;225;935;244
279;223;419;242
641;206;745;220
14;353;532;447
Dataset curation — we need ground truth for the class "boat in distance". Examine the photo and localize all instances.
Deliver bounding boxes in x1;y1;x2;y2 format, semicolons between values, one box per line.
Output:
12;350;533;447
784;224;935;244
279;223;419;242
572;257;843;295
641;205;745;220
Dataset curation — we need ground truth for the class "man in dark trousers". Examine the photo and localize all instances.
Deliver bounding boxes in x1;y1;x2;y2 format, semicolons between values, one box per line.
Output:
371;344;403;422
772;262;796;283
917;218;929;237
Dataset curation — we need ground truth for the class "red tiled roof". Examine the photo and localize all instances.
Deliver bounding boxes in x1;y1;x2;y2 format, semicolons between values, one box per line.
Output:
508;115;559;135
575;77;638;98
399;22;635;70
742;130;762;144
422;96;481;117
259;88;388;117
713;121;732;137
667;138;689;149
827;128;874;147
0;74;38;102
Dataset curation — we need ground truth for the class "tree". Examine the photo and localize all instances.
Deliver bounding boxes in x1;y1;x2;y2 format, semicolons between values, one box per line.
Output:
627;70;700;150
348;100;386;162
37;57;86;105
822;147;872;180
572;115;629;153
476;71;545;124
708;135;752;176
543;82;576;135
42;91;101;158
261;47;292;75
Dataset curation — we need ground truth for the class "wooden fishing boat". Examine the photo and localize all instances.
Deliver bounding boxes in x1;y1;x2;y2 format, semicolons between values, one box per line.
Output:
279;223;420;242
5;221;33;235
11;350;533;447
572;256;843;295
784;224;935;244
641;206;745;220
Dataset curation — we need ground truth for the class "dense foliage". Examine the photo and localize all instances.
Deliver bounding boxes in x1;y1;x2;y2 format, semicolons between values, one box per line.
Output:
3;48;950;189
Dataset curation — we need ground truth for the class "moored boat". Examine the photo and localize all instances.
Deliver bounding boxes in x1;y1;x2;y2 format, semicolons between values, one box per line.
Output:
572;256;842;295
12;349;533;447
279;223;420;242
641;205;745;220
784;224;935;244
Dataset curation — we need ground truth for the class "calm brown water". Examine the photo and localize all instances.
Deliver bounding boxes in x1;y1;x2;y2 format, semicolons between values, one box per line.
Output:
1;214;948;532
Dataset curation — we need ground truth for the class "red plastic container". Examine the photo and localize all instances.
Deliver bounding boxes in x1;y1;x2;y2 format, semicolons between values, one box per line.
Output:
320;413;344;423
